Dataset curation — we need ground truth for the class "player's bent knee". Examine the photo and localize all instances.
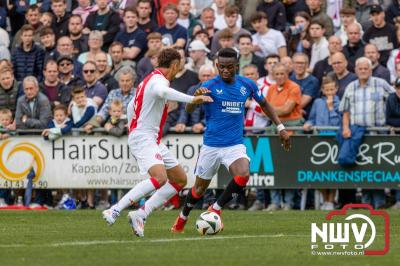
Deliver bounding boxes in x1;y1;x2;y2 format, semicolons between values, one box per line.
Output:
234;175;250;187
153;175;168;187
235;170;250;178
194;185;206;197
175;178;187;188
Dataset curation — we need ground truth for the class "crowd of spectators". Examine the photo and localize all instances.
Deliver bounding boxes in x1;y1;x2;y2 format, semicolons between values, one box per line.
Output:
0;0;400;211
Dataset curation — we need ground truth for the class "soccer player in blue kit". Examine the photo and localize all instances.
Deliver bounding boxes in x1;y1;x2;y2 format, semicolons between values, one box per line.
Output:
171;48;291;232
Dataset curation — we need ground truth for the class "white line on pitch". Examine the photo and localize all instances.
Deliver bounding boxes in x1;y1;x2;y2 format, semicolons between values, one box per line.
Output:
0;234;309;248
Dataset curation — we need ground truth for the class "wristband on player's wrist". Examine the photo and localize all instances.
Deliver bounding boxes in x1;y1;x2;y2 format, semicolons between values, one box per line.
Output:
277;124;285;132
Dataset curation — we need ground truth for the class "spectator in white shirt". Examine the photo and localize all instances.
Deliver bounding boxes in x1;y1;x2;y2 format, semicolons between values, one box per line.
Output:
309;19;329;70
250;11;287;59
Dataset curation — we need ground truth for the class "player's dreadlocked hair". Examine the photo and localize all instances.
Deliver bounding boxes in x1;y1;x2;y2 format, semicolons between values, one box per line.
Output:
217;48;238;60
158;48;181;68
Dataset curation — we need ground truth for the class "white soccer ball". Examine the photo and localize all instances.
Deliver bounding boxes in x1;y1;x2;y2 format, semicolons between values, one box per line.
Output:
195;211;222;235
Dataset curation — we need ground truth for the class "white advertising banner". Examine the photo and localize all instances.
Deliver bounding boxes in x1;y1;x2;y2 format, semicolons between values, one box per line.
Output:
0;135;217;189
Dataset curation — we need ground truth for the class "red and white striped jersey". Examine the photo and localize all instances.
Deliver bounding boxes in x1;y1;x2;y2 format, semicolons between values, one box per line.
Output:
127;69;194;144
245;76;275;128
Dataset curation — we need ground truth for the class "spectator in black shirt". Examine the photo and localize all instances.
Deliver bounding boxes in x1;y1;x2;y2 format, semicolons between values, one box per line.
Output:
137;0;158;34
284;0;308;25
83;0;121;49
386;77;400;128
51;0;71;39
312;35;343;83
364;43;391;84
363;4;398;66
342;23;365;68
256;0;286;32
95;51;118;92
39;27;57;63
68;14;89;56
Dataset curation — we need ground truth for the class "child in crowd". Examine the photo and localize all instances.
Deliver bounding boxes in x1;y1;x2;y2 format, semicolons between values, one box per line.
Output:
0;108;14;140
103;100;127;137
70;86;97;209
40;12;53;28
0;108;14;207
70;86;96;128
303;76;341;210
42;105;73;141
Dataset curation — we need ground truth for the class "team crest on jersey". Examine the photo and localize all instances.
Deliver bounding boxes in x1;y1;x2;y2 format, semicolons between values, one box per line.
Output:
155;153;162;160
216;89;223;95
240;86;247;96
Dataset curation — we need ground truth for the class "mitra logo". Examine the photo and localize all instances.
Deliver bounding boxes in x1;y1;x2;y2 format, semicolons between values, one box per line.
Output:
244;137;274;174
311;204;390;256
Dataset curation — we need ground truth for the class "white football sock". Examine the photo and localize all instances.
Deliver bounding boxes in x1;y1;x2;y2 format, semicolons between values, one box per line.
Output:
114;178;160;212
179;212;188;220
138;181;181;219
212;202;222;211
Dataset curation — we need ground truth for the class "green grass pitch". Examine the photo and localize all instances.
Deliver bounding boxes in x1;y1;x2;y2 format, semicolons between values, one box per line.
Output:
0;210;399;266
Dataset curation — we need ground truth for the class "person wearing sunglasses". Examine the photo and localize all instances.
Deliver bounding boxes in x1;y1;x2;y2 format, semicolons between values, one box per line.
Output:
82;61;107;108
58;55;84;89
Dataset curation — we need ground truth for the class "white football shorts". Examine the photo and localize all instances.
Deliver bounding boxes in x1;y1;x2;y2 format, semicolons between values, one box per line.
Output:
194;144;250;180
128;137;179;175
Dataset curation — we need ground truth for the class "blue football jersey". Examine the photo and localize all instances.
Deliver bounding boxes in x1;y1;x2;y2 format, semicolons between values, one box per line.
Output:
202;75;264;147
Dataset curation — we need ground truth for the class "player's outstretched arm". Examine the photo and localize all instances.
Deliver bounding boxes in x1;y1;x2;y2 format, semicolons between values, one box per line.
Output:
186;87;211;113
155;85;212;106
258;98;291;151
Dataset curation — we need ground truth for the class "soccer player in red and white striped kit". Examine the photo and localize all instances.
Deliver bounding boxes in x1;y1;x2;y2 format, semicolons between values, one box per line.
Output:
102;48;212;237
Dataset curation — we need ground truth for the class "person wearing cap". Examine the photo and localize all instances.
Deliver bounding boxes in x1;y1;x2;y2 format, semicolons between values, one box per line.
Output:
363;4;398;66
185;40;213;73
386;77;400;209
57;55;84;88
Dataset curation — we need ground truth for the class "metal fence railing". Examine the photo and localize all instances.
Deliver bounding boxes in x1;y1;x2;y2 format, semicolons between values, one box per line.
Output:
1;126;400;136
